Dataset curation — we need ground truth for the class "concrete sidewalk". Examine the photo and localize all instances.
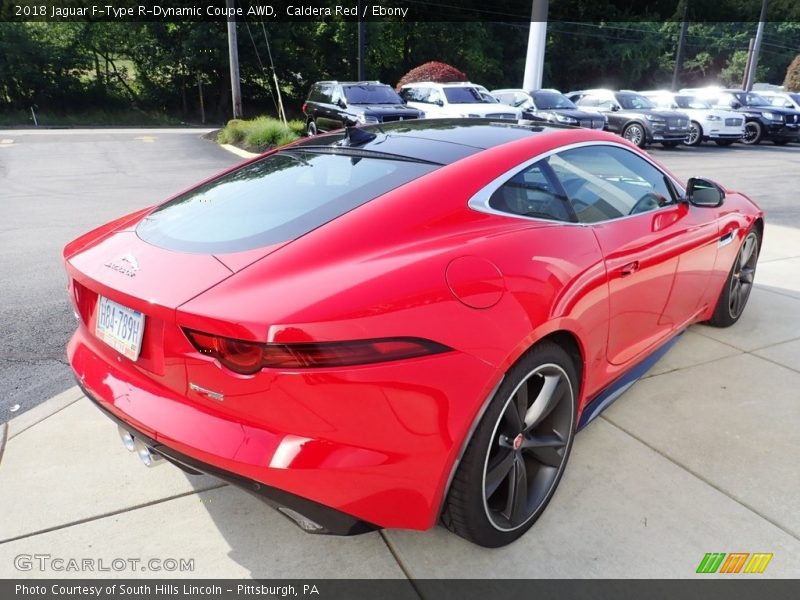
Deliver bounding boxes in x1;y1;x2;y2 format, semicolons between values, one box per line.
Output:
1;224;799;580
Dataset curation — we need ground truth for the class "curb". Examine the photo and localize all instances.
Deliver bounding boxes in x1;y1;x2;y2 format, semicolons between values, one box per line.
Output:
219;143;260;159
0;422;7;466
6;386;84;440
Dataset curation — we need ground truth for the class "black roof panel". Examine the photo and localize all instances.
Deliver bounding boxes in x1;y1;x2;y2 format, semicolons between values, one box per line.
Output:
293;118;560;165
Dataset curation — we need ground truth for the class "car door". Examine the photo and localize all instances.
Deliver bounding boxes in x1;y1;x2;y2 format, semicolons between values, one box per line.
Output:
547;144;718;366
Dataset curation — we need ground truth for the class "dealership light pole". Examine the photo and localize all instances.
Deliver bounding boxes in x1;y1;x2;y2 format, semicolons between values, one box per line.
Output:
744;0;770;91
357;1;366;80
671;0;690;91
522;0;548;92
227;0;243;119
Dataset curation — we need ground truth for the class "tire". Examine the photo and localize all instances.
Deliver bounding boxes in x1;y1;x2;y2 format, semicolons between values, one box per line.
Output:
742;121;763;145
306;120;318;137
442;341;578;547
715;140;736;146
686;121;703;146
622;123;647;148
661;141;682;148
706;229;760;328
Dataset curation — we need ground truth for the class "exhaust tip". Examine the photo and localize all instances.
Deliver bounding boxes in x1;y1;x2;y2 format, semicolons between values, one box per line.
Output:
277;507;324;532
134;440;164;467
117;425;136;452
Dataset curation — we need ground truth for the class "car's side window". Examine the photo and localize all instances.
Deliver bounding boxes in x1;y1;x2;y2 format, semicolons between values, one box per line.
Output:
488;160;573;222
548;146;675;224
428;89;444;105
575;95;599;107
402;87;430;103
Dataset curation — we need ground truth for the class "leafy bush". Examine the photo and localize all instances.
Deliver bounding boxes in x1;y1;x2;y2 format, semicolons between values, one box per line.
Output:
217;119;247;144
784;54;800;92
396;61;468;90
217;116;299;151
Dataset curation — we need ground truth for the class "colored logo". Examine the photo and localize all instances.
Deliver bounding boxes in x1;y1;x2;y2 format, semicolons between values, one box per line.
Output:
696;552;773;574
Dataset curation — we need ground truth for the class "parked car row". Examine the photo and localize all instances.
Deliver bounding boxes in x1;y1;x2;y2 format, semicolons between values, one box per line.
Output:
301;80;800;149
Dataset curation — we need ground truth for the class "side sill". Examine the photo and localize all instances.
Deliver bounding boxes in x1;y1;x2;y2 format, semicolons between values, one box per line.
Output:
577;331;684;431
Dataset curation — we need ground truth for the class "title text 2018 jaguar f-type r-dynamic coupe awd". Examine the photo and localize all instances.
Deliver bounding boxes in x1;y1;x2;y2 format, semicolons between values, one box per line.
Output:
65;120;763;547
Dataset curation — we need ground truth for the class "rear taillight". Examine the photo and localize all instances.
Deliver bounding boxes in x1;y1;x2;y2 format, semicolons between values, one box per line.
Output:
184;329;451;374
302;102;308;114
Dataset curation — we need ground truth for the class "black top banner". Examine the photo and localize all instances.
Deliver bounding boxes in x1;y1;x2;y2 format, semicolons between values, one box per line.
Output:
2;0;800;23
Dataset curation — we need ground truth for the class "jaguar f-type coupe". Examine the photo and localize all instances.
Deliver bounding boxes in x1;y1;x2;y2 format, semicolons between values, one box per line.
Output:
64;119;762;547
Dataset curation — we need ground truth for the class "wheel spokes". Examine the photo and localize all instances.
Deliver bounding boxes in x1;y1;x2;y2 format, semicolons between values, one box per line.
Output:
524;374;565;431
740;236;756;269
502;455;528;525
485;449;515;498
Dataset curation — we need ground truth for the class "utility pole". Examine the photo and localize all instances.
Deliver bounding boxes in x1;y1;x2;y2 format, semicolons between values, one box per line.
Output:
522;0;548;91
671;0;689;91
226;0;243;119
744;0;769;91
357;0;366;80
741;38;755;89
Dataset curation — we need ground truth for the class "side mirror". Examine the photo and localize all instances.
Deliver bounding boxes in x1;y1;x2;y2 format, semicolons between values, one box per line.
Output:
434;99;444;107
337;99;347;109
730;101;742;109
686;177;725;207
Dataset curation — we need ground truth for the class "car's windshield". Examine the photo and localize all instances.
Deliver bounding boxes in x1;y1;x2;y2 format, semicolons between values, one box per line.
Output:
137;151;438;253
788;93;800;105
736;92;770;106
443;87;485;104
533;92;577;110
343;85;403;104
675;95;711;109
617;93;656;110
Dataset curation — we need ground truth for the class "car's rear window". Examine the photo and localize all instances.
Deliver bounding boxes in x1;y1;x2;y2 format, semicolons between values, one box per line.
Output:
136;151;438;253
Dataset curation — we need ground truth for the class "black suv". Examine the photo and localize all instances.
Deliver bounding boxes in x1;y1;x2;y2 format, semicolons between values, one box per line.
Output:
303;81;423;135
682;88;800;145
492;88;606;129
566;89;690;148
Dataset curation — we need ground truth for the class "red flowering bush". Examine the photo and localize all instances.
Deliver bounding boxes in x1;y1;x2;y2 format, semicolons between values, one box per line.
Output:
784;55;800;92
396;61;469;90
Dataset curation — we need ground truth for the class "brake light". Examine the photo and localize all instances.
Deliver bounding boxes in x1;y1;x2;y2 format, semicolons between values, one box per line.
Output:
302;102;307;114
184;329;451;374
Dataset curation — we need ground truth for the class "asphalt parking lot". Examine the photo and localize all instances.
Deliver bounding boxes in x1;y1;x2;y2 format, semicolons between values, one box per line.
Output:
1;130;799;580
0;129;237;418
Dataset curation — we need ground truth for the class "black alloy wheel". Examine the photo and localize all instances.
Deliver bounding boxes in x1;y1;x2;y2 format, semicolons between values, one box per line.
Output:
742;121;763;145
707;229;760;327
442;341;577;547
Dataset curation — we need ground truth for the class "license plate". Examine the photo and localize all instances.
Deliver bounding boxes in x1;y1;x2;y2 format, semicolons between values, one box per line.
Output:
95;296;145;360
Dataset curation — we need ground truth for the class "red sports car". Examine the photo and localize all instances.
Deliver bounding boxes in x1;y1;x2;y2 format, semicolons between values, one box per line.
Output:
64;120;762;547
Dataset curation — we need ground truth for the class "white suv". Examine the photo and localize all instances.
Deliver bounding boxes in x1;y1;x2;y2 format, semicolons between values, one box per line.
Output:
399;82;522;120
640;90;744;146
758;90;800;112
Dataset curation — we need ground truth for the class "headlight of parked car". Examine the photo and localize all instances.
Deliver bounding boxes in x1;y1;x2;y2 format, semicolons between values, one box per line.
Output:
357;114;380;124
705;115;722;121
554;113;578;124
644;114;666;123
762;111;783;122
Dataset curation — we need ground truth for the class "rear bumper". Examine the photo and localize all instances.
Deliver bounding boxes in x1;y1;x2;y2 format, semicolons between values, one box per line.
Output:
79;380;377;535
67;326;498;532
